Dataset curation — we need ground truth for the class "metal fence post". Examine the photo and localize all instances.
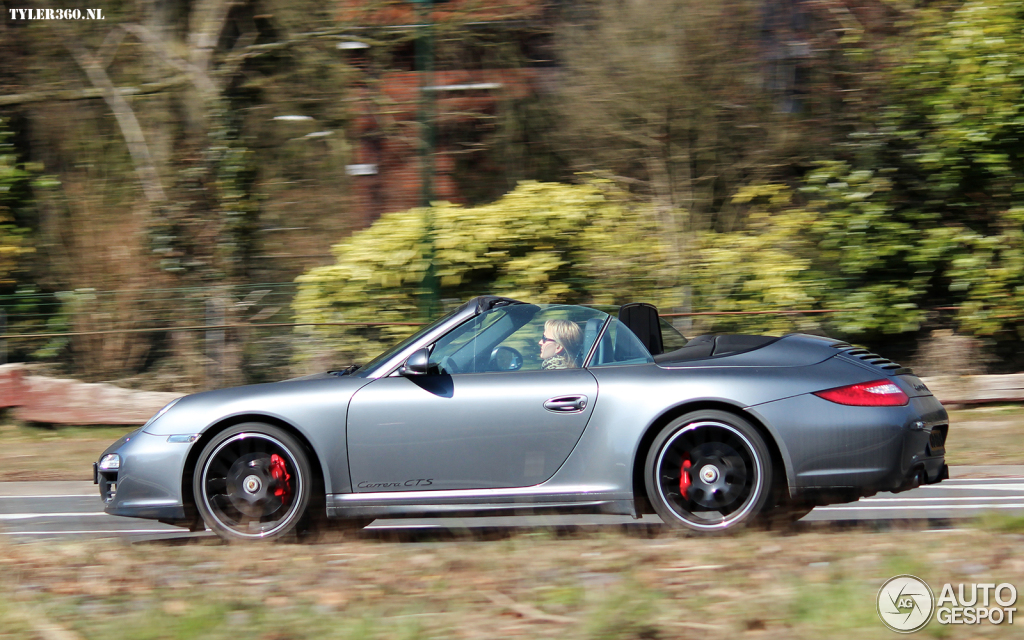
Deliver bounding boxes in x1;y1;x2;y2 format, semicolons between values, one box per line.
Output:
205;297;225;388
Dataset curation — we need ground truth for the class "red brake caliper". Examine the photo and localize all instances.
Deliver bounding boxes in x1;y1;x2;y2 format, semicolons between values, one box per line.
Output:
680;458;692;499
270;454;292;498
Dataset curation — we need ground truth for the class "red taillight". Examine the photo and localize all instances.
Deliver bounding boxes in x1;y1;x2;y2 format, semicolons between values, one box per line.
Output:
813;379;909;407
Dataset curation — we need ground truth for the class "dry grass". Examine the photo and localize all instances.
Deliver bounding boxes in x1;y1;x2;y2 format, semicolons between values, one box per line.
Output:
945;406;1024;467
1;526;1023;639
0;423;134;482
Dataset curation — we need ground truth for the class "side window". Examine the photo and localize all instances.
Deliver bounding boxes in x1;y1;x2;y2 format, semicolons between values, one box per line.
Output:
428;306;609;374
589;318;655;368
660;318;689;352
499;308;606;371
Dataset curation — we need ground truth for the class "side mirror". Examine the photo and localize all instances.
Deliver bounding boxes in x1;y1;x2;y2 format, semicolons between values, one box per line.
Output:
400;347;430;376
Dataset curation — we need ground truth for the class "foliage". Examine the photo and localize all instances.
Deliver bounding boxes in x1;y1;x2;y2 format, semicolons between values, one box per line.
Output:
689;184;822;335
889;0;1024;341
694;1;1024;345
796;163;952;337
0;118;34;285
837;0;1024;341
292;181;670;366
692;165;967;338
556;0;801;233
10;0;1024;376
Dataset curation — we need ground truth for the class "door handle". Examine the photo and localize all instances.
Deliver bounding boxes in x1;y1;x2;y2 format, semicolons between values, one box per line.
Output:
544;395;588;413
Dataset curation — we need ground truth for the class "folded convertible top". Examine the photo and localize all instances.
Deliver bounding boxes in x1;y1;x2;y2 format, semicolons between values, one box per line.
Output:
654;334;780;364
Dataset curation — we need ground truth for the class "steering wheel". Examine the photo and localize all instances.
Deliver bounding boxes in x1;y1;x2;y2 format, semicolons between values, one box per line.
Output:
438;355;460;375
489;346;523;372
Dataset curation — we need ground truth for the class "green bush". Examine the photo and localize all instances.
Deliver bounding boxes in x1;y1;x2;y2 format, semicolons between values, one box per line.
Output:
292;181;672;367
0;118;34;285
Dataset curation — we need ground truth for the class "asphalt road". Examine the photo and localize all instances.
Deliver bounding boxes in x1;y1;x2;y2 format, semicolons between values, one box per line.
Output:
2;466;1022;542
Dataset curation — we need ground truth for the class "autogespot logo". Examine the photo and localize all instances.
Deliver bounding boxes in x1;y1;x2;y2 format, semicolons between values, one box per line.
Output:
877;575;1018;633
877;575;935;633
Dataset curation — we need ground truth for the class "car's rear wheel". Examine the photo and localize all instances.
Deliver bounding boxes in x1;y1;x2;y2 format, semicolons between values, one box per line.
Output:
194;423;312;542
645;410;772;532
757;498;814;530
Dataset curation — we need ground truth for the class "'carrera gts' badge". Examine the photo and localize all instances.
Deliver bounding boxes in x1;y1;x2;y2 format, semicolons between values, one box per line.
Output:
357;479;433;489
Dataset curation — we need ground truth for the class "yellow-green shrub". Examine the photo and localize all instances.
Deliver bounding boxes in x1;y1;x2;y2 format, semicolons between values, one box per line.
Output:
292;181;672;367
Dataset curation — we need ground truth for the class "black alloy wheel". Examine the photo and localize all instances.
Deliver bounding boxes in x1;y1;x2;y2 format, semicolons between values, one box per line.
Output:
645;410;772;532
194;423;313;542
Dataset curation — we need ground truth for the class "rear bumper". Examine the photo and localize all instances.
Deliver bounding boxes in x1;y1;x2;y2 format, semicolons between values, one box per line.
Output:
748;392;948;499
896;459;948;491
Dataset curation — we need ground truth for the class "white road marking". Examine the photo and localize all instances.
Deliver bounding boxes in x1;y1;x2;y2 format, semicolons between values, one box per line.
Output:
816;503;1024;511
915;483;1024;491
365;523;447;529
0;512;107;520
0;529;182;535
860;496;1024;502
943;478;1024;483
0;495;97;499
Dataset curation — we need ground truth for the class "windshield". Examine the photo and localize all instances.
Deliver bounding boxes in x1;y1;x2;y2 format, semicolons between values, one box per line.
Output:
348;308;461;377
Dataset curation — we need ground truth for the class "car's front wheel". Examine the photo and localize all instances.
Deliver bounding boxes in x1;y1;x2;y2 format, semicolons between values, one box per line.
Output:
194;423;313;542
645;410;772;532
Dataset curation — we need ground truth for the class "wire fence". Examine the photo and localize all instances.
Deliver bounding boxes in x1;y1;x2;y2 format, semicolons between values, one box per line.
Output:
0;283;312;387
0;283;885;341
0;282;302;335
0;283;963;390
0;283;965;342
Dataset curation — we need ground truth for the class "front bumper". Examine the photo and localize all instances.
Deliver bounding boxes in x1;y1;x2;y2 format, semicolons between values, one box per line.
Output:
95;430;193;523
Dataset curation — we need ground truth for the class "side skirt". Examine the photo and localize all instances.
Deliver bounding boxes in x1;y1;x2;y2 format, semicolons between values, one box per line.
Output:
327;486;635;519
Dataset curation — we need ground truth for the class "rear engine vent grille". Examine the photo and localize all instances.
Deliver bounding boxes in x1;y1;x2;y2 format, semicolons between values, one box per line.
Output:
832;343;911;374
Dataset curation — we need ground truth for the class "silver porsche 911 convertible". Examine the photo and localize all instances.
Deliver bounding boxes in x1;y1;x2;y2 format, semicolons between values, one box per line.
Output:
96;296;948;541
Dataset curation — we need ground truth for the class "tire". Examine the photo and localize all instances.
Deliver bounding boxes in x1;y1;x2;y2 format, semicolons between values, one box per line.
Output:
193;423;313;542
644;410;773;532
756;479;815;530
757;499;814;530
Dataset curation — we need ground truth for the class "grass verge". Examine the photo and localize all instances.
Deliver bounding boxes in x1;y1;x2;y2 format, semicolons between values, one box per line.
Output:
945;405;1024;467
1;525;1022;639
0;422;135;481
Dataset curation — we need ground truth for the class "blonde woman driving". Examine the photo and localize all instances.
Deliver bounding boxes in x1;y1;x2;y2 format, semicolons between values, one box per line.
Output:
539;319;583;370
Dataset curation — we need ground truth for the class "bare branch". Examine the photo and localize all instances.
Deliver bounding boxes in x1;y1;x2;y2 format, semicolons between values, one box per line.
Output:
188;0;239;78
96;27;127;70
121;24;218;98
64;40;167;208
0;75;190;106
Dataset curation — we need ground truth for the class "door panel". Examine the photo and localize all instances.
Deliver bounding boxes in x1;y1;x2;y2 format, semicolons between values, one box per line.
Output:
347;369;599;491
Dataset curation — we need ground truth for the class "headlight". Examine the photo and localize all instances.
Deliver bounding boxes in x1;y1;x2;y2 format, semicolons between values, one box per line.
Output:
98;454;120;471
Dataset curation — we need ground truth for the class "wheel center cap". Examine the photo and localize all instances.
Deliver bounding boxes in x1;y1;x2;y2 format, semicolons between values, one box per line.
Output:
243;475;262;494
699;465;719;484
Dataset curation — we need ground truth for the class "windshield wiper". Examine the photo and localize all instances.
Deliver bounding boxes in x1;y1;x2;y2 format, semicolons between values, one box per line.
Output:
329;365;360;377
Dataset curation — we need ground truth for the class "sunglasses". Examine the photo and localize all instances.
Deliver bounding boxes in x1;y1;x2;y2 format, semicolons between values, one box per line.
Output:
539;336;557;345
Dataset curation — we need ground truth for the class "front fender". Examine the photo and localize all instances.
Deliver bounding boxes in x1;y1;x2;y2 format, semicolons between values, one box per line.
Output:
143;376;372;494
